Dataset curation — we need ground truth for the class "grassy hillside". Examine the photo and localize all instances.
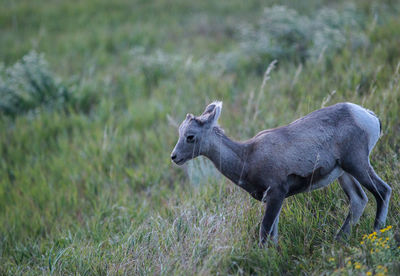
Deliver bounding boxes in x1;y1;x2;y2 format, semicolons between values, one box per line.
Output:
1;0;400;274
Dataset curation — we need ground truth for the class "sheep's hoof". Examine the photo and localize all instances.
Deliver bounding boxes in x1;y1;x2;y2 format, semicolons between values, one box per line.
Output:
335;231;350;242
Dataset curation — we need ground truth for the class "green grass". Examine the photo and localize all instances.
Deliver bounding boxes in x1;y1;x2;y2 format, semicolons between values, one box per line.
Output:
1;0;400;274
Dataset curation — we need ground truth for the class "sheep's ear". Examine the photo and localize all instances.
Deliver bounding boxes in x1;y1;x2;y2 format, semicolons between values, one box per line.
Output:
186;113;194;120
196;101;223;126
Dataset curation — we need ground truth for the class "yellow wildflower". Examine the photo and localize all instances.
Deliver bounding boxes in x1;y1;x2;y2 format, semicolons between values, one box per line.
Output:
360;241;364;245
355;263;361;269
328;257;334;262
387;225;392;230
366;272;372;276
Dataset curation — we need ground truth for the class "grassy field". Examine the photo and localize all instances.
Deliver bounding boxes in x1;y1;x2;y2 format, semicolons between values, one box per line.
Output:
1;0;400;274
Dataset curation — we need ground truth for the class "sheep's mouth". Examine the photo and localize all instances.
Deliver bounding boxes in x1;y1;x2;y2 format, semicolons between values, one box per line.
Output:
174;158;186;165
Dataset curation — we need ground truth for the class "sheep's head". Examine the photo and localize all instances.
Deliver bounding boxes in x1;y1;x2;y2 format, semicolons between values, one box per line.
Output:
171;101;222;165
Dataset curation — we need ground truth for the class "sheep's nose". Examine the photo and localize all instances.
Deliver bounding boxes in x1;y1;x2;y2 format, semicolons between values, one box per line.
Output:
171;154;177;160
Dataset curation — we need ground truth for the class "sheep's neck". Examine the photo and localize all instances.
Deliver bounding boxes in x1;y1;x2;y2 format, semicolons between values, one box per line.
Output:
203;129;249;185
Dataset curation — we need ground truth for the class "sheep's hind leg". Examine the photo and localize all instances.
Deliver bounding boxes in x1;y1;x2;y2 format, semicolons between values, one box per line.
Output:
343;159;391;231
367;166;391;230
336;172;368;239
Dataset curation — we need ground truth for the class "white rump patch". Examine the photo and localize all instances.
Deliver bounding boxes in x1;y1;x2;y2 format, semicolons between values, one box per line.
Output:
347;103;380;152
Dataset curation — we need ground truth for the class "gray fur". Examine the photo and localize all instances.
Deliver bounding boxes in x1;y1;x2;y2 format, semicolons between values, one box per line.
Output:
171;102;391;245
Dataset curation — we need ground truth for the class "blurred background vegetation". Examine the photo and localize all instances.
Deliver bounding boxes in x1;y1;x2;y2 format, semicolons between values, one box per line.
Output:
1;0;400;274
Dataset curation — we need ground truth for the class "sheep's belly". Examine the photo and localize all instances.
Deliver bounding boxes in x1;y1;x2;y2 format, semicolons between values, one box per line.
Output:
309;166;344;191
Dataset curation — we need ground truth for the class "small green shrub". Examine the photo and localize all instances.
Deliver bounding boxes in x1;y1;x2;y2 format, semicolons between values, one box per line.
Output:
0;51;93;117
238;5;368;67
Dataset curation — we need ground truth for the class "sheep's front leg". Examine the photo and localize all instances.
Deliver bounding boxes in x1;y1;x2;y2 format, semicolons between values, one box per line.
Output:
271;206;282;244
259;189;285;246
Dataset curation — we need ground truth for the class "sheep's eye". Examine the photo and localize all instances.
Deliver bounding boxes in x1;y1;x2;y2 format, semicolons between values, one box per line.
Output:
186;135;195;143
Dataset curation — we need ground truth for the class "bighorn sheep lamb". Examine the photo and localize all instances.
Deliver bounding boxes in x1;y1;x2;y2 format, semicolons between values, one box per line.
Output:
171;101;391;245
